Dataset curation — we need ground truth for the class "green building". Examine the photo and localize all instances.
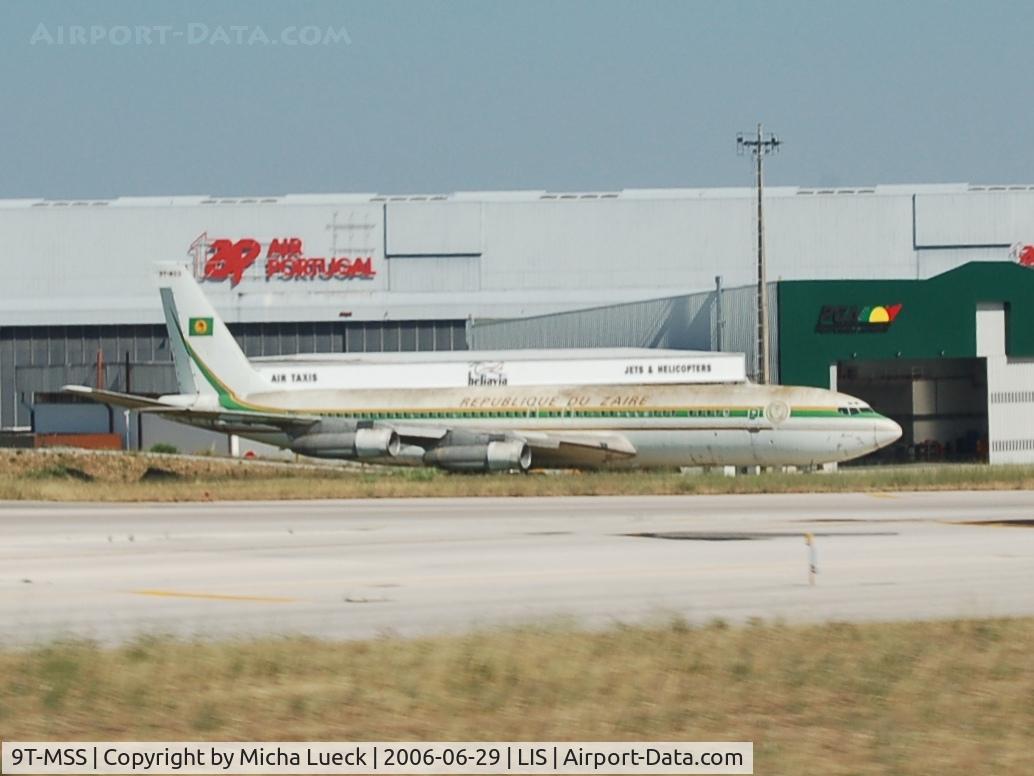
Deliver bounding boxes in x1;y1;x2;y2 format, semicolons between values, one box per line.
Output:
777;262;1034;463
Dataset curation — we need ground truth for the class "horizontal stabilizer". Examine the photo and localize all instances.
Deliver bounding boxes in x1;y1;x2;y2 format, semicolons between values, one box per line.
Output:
63;385;321;434
62;385;173;411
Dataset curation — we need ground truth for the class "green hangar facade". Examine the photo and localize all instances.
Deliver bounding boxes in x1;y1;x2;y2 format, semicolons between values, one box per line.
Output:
777;262;1034;464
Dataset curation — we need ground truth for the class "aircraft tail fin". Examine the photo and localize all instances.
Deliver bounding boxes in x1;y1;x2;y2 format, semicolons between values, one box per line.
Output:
154;262;268;406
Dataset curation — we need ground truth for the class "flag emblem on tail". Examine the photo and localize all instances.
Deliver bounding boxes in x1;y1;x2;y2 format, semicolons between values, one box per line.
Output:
189;317;213;336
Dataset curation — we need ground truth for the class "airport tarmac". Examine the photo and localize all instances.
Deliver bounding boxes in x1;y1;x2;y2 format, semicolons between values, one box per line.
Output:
2;491;1034;644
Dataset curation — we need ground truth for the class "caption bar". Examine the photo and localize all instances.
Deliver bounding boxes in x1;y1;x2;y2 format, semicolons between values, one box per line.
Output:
2;742;752;774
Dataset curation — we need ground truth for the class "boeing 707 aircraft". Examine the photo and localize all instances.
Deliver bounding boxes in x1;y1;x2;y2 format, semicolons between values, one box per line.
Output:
63;263;902;471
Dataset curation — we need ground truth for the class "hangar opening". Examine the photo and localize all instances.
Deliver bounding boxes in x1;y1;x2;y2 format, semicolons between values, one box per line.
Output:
835;357;988;463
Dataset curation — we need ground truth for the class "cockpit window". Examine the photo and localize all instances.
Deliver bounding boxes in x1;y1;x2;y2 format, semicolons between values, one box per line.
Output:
838;406;869;415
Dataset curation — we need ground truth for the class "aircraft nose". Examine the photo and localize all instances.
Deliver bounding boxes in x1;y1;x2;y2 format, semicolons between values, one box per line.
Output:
875;417;902;449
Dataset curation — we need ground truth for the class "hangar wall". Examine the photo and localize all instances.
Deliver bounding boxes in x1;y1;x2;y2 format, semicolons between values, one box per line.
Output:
985;356;1034;462
978;303;1034;463
0;319;466;429
2;183;1033;329
469;282;779;382
3;182;1034;436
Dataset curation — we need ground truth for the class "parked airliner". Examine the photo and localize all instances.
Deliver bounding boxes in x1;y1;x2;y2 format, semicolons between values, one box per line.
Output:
64;263;901;470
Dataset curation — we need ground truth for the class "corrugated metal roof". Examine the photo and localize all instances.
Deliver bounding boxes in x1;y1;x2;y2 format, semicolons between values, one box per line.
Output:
8;182;1032;209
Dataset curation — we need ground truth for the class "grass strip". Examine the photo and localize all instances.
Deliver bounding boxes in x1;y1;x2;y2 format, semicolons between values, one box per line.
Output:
3;618;1032;774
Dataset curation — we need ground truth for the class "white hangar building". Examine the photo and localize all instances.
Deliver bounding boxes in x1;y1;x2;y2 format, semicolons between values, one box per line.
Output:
1;182;1033;460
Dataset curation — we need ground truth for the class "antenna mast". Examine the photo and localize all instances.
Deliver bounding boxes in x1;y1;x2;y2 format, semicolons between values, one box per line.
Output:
737;123;781;383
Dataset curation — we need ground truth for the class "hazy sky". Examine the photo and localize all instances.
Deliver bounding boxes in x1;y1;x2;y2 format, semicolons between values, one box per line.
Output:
3;0;1033;199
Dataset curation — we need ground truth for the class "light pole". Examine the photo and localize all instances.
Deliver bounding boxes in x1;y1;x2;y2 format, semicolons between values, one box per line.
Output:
737;123;781;384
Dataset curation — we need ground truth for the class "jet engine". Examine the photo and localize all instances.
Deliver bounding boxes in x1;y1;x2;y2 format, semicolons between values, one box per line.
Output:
290;423;400;460
423;440;532;472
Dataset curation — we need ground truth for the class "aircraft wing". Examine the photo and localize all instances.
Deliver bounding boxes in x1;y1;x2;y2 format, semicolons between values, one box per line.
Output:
63;385;175;411
62;385;322;434
394;423;638;468
515;430;638;468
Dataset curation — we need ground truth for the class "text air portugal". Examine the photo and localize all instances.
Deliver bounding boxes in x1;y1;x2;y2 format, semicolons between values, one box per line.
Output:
196;234;375;287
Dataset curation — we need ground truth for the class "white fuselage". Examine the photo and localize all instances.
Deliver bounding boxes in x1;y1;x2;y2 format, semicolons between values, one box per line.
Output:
186;378;902;468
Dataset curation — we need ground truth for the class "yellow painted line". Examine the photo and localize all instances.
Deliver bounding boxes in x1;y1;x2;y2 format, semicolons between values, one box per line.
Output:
130;589;297;603
868;492;898;500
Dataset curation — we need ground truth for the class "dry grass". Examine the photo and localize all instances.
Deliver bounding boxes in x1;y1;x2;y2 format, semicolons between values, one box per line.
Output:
4;618;1034;774
0;448;339;482
3;449;1034;501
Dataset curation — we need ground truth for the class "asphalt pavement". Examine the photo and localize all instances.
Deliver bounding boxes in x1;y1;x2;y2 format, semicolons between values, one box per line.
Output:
2;491;1033;644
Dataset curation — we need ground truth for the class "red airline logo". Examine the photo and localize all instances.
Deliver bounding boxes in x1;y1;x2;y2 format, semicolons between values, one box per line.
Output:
1013;243;1034;268
190;233;376;287
205;238;261;286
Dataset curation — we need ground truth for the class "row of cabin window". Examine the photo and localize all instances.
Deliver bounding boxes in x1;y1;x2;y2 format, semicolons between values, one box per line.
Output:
319;408;747;420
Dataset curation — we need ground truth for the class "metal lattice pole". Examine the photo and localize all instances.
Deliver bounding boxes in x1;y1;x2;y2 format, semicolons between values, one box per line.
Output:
737;124;781;383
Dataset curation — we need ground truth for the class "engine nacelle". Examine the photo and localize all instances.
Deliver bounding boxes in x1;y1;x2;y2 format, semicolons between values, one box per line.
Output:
355;427;401;458
290;427;400;460
424;440;531;472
